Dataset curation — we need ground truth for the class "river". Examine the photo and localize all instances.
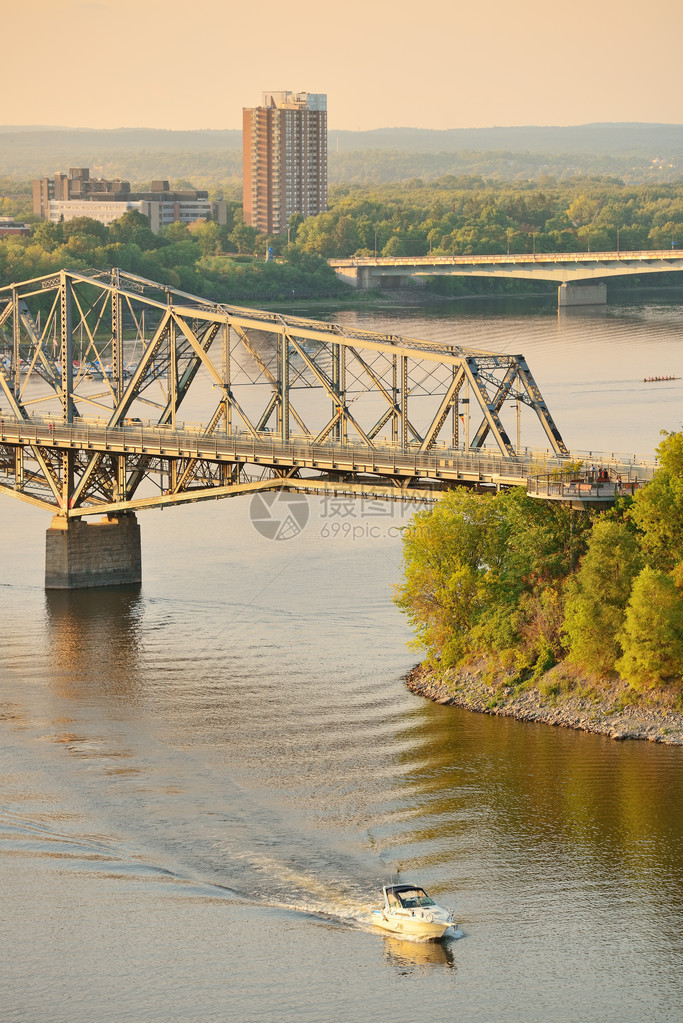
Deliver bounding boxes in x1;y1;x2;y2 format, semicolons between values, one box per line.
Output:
2;294;683;1022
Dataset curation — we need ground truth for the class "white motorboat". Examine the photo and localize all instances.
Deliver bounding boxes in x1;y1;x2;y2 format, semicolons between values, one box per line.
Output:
372;884;456;940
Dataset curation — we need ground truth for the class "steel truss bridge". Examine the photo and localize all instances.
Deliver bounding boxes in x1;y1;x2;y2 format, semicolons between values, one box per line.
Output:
0;268;652;522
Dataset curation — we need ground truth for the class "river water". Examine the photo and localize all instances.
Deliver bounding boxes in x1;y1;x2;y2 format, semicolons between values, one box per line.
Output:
2;295;683;1022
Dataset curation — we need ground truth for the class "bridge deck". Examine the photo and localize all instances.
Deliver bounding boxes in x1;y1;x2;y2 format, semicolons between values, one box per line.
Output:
330;248;683;287
331;248;683;269
0;416;655;515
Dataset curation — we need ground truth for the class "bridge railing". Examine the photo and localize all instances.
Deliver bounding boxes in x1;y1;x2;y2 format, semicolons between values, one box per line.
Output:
526;469;643;503
330;249;683;268
0;415;657;489
0;416;529;480
1;411;658;464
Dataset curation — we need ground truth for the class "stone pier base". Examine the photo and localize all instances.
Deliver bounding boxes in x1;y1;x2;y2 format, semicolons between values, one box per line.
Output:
45;514;142;589
558;282;607;307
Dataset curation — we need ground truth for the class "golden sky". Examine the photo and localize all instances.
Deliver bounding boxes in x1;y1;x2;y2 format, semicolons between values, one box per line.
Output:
3;0;682;130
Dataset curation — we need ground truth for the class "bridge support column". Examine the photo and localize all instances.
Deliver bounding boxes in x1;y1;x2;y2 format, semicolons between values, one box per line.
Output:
558;283;607;307
45;513;142;589
356;267;373;290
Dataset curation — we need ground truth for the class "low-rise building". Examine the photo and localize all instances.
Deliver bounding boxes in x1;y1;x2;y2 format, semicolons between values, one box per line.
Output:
0;218;31;237
47;199;143;226
32;168;226;234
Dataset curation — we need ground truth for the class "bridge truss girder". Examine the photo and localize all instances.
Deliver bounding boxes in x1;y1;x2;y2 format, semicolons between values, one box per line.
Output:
0;268;567;517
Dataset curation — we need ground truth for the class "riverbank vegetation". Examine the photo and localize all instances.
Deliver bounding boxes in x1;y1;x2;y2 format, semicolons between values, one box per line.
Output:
294;177;683;258
0;211;345;301
1;176;682;301
395;431;683;702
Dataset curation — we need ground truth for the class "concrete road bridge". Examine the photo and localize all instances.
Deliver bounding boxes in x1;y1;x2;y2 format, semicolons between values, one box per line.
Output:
330;249;683;306
0;269;656;587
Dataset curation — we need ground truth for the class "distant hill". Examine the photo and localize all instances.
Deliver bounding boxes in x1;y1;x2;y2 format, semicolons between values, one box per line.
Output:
329;123;683;154
0;128;244;183
0;123;681;186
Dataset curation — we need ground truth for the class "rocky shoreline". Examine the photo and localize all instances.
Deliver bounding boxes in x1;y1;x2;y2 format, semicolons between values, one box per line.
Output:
405;661;683;745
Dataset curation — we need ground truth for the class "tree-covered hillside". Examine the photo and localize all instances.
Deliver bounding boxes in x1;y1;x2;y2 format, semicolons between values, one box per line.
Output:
1;123;681;185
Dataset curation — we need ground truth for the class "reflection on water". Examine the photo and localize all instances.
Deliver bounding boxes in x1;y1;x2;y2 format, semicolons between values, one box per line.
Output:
381;932;456;972
44;586;143;700
558;303;608;319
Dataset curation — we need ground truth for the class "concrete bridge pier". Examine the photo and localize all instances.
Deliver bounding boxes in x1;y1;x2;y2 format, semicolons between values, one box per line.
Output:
558;282;607;307
333;265;375;290
45;513;142;589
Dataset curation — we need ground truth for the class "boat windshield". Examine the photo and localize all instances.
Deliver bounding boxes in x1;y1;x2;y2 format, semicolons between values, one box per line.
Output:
397;888;435;909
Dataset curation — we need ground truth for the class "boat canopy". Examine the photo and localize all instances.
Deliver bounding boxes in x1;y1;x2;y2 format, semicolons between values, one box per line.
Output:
384;885;435;908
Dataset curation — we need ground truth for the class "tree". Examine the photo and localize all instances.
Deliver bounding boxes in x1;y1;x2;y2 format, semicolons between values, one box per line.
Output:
563;519;643;676
566;195;601;227
229;221;259;255
333;215;360;256
190;219;222;257
61;216;108;243
109;210;152;244
394;489;505;666
287;213;305;243
629;431;683;571
152;238;202;269
459;489;590;662
31;220;63;251
382;235;404;256
616;566;683;691
161;221;191;242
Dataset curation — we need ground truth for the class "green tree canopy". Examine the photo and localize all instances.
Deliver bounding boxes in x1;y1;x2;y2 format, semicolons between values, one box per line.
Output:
394;489;506;666
562;519;643;676
229;221;259;255
616;566;683;690
629;431;683;571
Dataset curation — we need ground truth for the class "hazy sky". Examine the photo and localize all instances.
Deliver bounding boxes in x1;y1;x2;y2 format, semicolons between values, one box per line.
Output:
3;0;682;131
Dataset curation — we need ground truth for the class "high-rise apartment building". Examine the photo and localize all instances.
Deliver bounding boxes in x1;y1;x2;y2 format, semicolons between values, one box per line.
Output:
243;91;327;235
